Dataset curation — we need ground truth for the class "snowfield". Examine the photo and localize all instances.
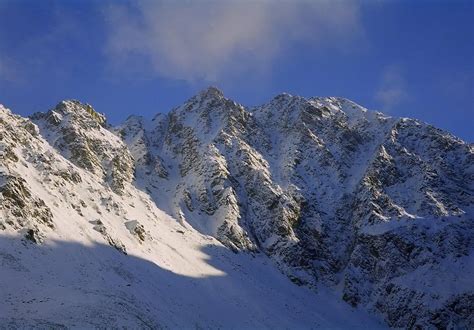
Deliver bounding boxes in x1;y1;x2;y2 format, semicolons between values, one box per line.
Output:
0;234;385;328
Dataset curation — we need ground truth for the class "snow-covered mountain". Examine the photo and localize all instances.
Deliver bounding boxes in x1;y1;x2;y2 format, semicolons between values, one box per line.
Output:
1;88;472;328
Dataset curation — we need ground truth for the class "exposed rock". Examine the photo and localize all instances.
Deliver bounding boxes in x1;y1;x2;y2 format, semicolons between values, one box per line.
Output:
23;227;45;244
125;220;148;243
91;219;127;254
0;175;54;229
117;88;473;328
30;100;134;195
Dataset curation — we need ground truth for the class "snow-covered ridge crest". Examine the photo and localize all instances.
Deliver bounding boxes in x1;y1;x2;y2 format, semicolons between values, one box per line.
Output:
1;87;473;328
30;100;134;195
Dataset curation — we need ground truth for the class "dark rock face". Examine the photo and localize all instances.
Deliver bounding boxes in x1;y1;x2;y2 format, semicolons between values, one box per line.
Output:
117;88;473;328
343;219;474;326
0;175;54;230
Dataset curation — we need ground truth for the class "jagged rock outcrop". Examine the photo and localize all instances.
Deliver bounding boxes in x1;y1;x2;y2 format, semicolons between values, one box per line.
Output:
30;100;134;195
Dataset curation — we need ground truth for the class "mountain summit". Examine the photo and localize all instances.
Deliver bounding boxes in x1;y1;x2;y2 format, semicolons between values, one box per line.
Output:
0;89;472;328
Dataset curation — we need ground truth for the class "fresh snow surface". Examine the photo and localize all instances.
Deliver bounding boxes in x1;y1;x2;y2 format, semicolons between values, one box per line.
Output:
0;233;385;328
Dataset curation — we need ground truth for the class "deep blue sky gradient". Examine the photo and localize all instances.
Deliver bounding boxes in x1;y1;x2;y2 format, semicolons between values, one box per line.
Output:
0;0;473;141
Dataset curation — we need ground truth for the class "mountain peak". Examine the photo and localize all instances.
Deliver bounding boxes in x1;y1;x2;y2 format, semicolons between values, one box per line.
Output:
198;86;224;99
30;100;107;128
53;100;107;126
273;92;294;99
124;114;145;124
0;104;11;115
172;86;232;117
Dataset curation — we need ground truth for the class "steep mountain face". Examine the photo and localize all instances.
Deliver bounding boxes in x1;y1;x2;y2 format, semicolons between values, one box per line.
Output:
0;88;472;328
116;88;474;328
2;102;382;328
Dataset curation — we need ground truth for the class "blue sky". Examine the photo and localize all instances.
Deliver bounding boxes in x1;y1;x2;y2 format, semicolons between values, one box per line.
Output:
0;0;473;141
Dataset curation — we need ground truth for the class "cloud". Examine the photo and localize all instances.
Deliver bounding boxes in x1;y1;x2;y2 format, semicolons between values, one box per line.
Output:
103;0;363;82
375;65;408;111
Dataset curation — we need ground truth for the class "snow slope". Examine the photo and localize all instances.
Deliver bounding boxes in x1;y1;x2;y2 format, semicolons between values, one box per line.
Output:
0;236;385;328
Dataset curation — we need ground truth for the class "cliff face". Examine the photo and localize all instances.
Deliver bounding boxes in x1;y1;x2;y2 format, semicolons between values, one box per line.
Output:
1;88;472;328
117;88;473;327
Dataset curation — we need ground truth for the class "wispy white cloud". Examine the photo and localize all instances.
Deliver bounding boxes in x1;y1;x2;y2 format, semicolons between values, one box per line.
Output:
103;0;364;82
375;65;408;111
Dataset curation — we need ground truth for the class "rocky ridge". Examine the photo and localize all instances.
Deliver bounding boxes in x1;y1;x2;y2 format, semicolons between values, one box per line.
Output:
116;87;474;328
0;88;472;328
